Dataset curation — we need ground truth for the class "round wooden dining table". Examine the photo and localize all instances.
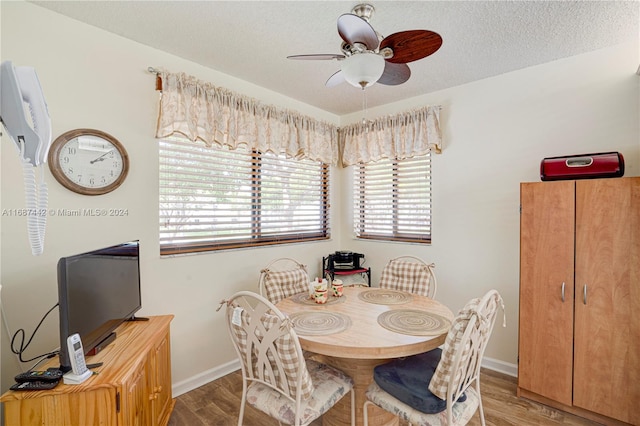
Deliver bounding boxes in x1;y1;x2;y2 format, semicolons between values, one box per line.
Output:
276;286;454;426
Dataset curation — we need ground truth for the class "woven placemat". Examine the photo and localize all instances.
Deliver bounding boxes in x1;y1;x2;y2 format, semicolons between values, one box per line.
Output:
377;309;451;336
290;292;346;306
288;311;352;336
358;289;413;305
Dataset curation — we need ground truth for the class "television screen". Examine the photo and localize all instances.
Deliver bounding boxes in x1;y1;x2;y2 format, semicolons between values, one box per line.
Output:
57;240;141;371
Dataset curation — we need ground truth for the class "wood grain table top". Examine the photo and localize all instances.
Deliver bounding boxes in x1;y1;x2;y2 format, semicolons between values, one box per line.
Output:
276;287;453;359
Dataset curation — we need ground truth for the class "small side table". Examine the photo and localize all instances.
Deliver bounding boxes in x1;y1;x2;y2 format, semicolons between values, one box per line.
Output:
323;256;371;286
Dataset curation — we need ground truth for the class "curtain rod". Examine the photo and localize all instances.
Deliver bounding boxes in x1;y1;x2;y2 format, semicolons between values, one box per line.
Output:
148;67;162;91
147;67;443;111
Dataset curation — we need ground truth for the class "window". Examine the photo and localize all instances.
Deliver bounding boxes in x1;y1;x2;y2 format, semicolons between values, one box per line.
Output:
159;138;329;255
353;154;431;243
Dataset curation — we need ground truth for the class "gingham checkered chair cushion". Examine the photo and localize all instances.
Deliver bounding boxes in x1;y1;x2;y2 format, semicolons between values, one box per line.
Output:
428;298;480;399
379;259;435;297
429;292;503;400
365;381;480;426
247;359;354;425
261;267;309;305
230;307;314;399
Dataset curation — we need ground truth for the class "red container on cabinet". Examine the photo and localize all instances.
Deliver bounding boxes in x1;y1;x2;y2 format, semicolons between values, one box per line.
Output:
540;152;624;181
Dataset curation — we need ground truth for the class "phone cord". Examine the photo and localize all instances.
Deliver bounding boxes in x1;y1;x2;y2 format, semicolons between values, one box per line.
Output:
20;140;47;255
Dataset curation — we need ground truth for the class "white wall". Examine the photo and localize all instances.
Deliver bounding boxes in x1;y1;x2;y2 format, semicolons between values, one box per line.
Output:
339;41;640;368
0;1;340;394
1;0;638;397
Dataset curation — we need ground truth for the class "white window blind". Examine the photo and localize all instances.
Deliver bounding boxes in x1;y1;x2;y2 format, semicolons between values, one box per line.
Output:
159;138;329;254
353;154;431;243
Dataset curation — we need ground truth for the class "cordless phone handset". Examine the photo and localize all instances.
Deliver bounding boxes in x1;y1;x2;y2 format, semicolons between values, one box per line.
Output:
63;333;92;385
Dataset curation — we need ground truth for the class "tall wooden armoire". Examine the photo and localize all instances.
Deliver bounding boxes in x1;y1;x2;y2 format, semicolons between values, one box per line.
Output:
518;177;639;425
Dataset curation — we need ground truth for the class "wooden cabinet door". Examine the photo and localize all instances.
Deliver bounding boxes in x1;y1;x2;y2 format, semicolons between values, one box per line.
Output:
151;333;173;425
574;177;640;424
122;362;151;426
518;181;575;406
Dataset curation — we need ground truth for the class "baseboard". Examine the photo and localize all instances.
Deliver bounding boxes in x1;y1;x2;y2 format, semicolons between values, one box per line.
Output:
172;358;241;397
172;356;517;397
482;356;518;377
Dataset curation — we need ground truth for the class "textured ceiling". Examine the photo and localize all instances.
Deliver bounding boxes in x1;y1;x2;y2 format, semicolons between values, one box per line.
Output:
30;1;639;116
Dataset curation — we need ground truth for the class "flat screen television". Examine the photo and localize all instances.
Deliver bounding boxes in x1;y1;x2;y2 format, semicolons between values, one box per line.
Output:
57;240;141;372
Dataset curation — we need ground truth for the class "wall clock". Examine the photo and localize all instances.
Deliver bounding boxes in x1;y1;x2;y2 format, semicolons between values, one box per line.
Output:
48;129;129;195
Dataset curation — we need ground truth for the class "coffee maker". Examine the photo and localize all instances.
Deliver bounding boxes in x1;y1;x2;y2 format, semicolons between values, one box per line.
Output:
326;251;365;270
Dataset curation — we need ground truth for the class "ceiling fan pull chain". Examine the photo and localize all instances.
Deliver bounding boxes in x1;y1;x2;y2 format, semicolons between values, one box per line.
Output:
361;87;369;129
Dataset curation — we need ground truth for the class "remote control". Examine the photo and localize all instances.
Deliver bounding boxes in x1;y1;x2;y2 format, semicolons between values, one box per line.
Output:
15;369;63;383
10;380;60;391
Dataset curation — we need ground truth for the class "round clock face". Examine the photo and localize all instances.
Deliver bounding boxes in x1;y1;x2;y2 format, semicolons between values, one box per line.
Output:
49;129;129;195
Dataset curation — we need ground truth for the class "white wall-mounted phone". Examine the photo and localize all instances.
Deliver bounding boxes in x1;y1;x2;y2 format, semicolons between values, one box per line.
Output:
0;60;52;255
63;333;92;385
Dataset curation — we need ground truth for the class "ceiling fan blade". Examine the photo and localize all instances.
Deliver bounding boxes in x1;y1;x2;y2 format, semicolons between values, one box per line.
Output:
380;30;442;64
287;54;345;60
337;13;379;50
325;70;346;87
377;62;411;86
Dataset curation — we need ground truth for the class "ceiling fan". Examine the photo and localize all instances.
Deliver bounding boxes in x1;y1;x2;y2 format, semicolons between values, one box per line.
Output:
287;3;443;89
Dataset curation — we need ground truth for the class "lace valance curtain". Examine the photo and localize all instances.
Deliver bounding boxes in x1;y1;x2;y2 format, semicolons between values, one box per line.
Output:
155;71;339;165
339;106;442;167
154;70;441;167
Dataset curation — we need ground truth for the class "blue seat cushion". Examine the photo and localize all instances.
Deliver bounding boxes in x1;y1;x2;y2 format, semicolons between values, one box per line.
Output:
373;348;466;414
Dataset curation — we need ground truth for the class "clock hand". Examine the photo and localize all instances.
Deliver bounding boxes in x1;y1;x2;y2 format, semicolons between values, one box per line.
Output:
90;150;114;164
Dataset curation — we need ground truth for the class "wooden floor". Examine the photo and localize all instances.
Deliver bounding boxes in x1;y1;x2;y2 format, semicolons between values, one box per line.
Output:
168;368;603;425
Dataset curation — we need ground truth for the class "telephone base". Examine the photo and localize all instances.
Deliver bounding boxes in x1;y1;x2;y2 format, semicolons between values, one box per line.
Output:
63;369;92;385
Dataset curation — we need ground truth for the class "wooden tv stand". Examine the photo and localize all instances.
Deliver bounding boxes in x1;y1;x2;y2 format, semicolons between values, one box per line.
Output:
1;315;174;426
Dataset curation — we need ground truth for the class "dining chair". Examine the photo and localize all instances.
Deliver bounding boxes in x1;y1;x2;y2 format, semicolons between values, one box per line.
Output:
223;291;356;426
363;289;505;426
259;257;309;305
378;255;437;298
258;257;327;362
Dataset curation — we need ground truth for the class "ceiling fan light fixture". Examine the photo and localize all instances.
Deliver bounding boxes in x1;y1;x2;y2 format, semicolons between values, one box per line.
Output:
341;52;385;88
287;4;443;89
